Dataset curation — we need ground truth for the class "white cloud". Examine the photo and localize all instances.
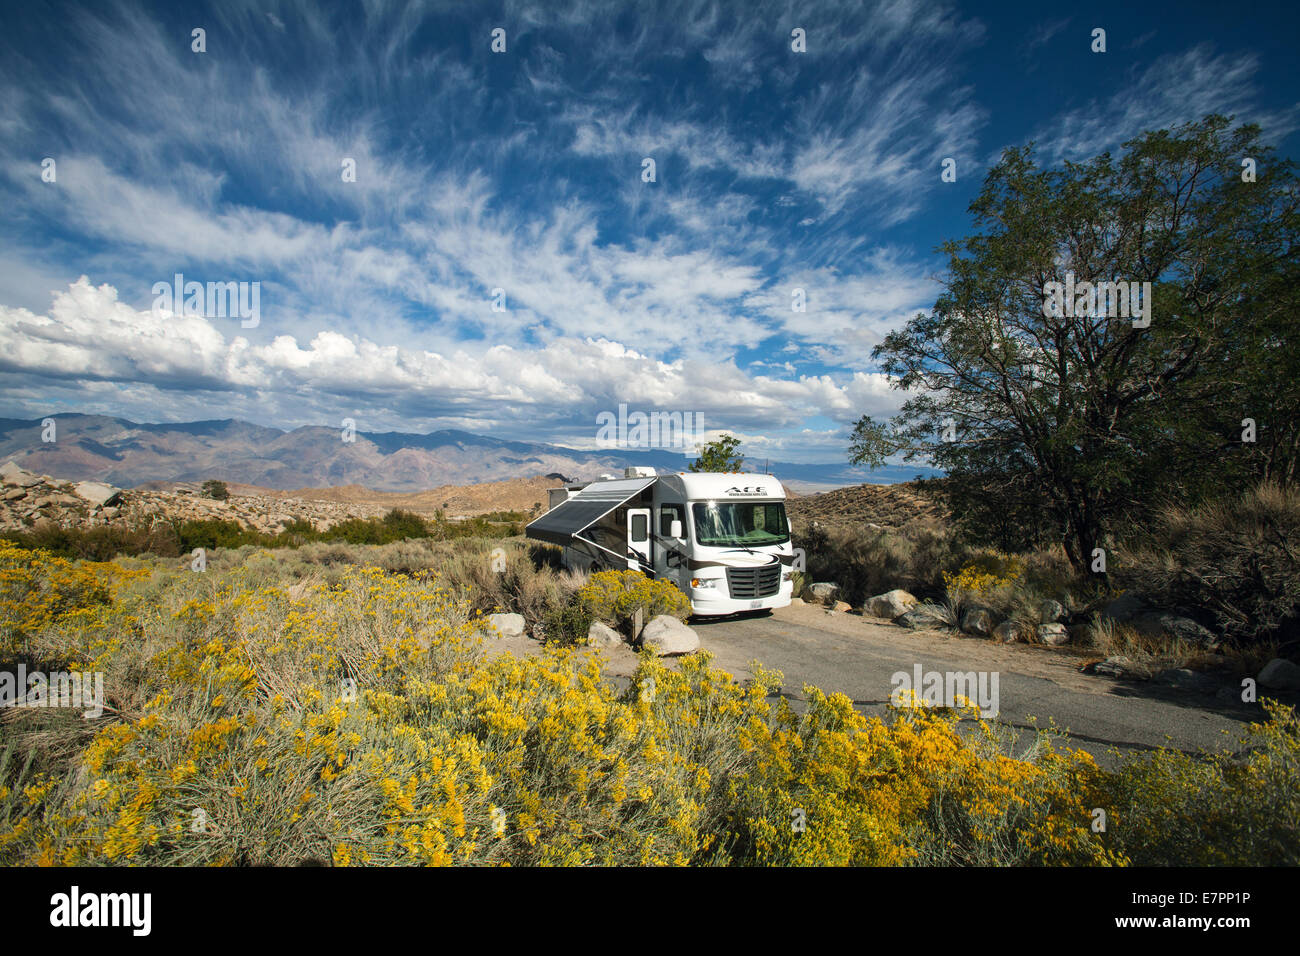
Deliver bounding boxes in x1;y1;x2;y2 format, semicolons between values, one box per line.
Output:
0;278;911;439
1031;45;1300;164
0;0;992;461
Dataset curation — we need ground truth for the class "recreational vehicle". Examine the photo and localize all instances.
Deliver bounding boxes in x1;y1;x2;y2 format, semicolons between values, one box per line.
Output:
526;468;795;616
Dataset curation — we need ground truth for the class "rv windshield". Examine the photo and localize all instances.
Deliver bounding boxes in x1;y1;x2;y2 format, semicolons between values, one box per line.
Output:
692;501;790;547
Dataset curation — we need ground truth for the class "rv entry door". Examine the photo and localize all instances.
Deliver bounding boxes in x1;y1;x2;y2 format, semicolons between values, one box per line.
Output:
627;508;651;572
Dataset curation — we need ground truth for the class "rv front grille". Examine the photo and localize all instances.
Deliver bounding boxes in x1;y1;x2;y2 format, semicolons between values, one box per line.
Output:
726;562;782;599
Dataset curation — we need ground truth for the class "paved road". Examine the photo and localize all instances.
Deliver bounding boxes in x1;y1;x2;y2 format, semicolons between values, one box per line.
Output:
678;603;1261;766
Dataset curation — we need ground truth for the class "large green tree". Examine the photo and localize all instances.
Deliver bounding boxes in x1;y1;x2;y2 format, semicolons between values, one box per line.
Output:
851;116;1299;571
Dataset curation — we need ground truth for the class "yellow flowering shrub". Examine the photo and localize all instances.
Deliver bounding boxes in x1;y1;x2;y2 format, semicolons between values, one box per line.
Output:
0;541;1295;867
719;688;1122;866
942;550;1024;597
574;570;690;633
1101;699;1300;865
0;540;149;663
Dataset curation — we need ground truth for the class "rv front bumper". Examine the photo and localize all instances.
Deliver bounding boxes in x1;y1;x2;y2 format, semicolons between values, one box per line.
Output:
688;580;792;617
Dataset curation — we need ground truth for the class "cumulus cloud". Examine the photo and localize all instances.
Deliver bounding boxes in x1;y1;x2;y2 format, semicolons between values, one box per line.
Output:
0;278;910;448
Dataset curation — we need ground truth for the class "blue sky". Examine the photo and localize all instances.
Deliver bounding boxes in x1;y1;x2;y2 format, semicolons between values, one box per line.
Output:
1;0;1296;465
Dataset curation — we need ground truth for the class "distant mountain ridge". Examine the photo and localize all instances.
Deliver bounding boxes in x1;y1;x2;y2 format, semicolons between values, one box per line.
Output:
0;414;934;491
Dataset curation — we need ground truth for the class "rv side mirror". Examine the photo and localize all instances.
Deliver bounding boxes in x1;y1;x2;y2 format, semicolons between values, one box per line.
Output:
670;519;683;539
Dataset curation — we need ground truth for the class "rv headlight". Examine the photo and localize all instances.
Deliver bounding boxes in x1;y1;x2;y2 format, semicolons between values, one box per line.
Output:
691;577;720;590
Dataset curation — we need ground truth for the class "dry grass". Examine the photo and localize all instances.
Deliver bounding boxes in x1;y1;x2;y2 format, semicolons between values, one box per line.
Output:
1118;483;1300;646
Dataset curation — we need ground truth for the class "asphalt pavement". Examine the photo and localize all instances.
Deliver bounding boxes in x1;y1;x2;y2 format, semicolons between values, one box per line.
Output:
680;602;1263;766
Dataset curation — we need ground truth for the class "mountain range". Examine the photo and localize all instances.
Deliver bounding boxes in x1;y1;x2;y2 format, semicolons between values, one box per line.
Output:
0;415;935;492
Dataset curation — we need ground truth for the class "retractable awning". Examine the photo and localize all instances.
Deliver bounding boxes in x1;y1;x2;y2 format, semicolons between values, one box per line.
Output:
525;477;656;546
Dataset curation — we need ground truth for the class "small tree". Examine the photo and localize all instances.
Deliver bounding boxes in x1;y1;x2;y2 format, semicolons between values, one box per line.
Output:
689;435;745;473
201;480;230;501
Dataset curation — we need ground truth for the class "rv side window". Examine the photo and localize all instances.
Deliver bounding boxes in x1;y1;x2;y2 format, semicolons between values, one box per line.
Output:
659;505;684;537
631;513;649;543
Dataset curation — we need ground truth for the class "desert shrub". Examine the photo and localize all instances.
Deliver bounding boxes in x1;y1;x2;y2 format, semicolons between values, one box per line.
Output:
1;541;1296;868
1102;700;1300;865
901;519;971;597
937;546;1097;632
176;518;268;553
942;550;1025;617
297;540;368;567
1075;616;1218;671
1119;483;1300;645
379;509;429;540
796;520;971;606
373;538;578;628
574;570;691;635
717;688;1120;866
501;561;571;626
326;517;391;545
943;550;1023;592
366;538;437;575
200;480;230;501
9;507;525;565
796;526;908;606
0;540;149;662
6;522;184;561
540;601;596;646
527;541;565;571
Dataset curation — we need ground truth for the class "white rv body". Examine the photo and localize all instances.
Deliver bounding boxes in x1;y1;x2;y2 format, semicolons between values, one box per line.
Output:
527;469;794;616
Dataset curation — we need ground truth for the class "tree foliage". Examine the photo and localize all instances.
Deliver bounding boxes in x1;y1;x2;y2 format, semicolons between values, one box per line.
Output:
201;479;230;501
689;434;745;473
851;116;1300;570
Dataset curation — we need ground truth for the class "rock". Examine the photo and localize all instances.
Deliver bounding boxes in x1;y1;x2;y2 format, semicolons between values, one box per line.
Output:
1039;600;1067;624
639;615;700;655
894;608;933;630
867;589;918;620
72;481;123;507
0;462;43;488
100;506;119;518
788;596;804;606
1089;656;1135;678
485;613;526;638
809;582;841;606
1154;668;1220;694
587;621;624;648
960;607;994;638
3;488;26;501
1101;592;1145;623
1132;612;1220;651
993;621;1032;644
1258;658;1300;691
831;600;852;613
1037;623;1070;646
